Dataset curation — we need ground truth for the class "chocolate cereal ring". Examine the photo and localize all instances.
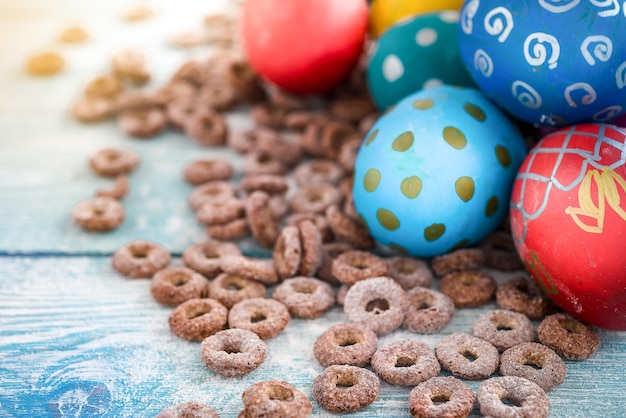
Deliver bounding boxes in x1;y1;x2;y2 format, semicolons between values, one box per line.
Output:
435;332;499;380
313;323;378;367
496;277;555;320
168;298;228;341
205;218;249;240
292;159;345;186
220;256;278;285
166;97;200;129
71;97;116;123
537;313;600;360
118;107;167;139
402;287;455;334
200;328;267;377
480;230;525;272
285;213;334;244
296;219;323;277
111;240;170;278
337;137;362;173
320;121;358;160
343;276;408;336
184;110;228;146
150;267;209;307
227;128;277;154
182;240;241;278
198;82;238;112
72;196;124;232
89;147;139;177
256;131;303;168
196;197;245;225
250;103;287;129
188;181;237;211
371;340;440;386
183;158;234;185
408;376;474;418
96;175;129;200
472;309;535;352
290;183;343;214
331;250;389;286
272;226;302;280
209;272;266;309
241;380;312;418
499;342;566;391
242;150;289;176
228;298;290;339
156;401;218;418
239;174;289;195
477;376;549;418
245;191;280;248
272;277;335;319
317;242;353;285
431;248;486;276
325;204;375;250
387;256;433;290
438;270;497;308
312;365;380;414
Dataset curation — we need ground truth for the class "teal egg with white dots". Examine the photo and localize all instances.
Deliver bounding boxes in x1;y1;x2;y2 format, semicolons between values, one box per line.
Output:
352;85;527;257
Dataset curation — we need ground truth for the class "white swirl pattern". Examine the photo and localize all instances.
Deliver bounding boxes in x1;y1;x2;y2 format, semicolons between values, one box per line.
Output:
589;0;621;16
461;0;480;34
484;7;514;43
594;105;623;121
512;80;543;109
538;0;581;12
615;61;626;88
581;35;613;65
523;32;561;69
474;49;494;77
564;82;597;107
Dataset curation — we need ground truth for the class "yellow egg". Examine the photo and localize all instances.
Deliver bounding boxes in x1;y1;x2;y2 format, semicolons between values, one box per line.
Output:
369;0;464;37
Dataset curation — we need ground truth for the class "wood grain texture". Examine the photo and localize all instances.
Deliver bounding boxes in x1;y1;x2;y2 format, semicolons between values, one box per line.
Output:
1;256;626;418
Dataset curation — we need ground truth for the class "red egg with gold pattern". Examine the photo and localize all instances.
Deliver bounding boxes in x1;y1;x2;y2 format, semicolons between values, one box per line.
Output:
510;123;626;330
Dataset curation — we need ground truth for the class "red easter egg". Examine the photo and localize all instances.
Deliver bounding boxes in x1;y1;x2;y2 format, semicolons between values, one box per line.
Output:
510;123;626;330
240;0;368;95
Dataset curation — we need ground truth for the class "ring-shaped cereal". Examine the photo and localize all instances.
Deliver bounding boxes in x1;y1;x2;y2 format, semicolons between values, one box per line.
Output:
292;158;345;186
228;297;290;339
184;110;228;146
499;342;566;391
195;197;245;225
205;218;249;240
168;298;228;341
239;173;289;195
438;270;497;308
111;239;170;278
496;277;555;320
296;219;323;277
343;276;408;336
182;240;241;278
183;158;234;185
150;267;209;307
241;380;312;418
472;309;535;352
199;328;267;376
331;250;389;286
435;332;499;380
537;313;601;360
371;340;441;386
220;255;278;285
408;376;475;418
242;150;289;176
290;183;343;215
312;365;380;414
387;256;433;290
402;287;455;334
272;225;302;280
118;107;167;139
89;147;140;177
477;376;549;418
188;181;237;211
272;276;335;319
430;248;486;276
72;196;125;232
208;272;266;309
312;323;378;367
156;401;218;418
245;190;280;248
325;204;375;250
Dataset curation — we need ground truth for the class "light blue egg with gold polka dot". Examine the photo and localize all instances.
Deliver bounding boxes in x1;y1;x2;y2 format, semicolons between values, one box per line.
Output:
353;85;526;257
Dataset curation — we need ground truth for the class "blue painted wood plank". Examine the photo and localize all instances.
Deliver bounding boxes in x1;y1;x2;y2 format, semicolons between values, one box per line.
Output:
1;256;625;418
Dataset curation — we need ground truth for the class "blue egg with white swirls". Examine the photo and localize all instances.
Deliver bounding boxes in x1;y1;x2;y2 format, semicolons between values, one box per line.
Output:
457;0;626;127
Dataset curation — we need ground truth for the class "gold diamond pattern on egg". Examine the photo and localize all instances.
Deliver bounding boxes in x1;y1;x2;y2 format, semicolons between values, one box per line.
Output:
495;145;512;168
363;168;382;192
485;196;499;217
392;131;414;152
455;176;475;202
377;208;400;231
413;98;434;110
401;176;422;199
463;103;486;122
365;128;379;146
424;223;445;241
443;126;467;149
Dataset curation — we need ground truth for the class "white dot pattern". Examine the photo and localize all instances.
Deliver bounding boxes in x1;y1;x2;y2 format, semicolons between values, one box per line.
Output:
382;54;404;83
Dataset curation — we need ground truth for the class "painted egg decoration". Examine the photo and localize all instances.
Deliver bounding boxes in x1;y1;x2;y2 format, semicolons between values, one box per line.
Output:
510;123;626;330
457;0;626;127
369;0;465;38
353;85;527;257
367;11;475;111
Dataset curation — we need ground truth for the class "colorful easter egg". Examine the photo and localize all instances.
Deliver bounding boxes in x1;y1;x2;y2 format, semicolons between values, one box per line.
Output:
510;123;626;330
457;0;626;126
370;0;465;38
353;85;526;257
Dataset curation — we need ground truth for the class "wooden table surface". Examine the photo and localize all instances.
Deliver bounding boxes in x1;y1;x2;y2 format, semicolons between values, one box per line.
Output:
1;1;625;417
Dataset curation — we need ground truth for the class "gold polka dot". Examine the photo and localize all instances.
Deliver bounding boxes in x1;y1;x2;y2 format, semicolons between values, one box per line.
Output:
449;239;470;252
392;131;414;152
486;196;499;217
365;128;379;146
455;177;475;202
363;168;381;192
377;208;400;231
464;103;486;122
443;126;467;150
424;223;445;241
413;98;434;110
495;145;512;168
389;242;409;253
401;176;422;199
